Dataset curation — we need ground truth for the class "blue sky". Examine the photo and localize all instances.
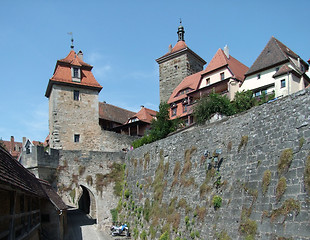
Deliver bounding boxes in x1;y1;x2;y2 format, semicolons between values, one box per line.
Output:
1;0;310;142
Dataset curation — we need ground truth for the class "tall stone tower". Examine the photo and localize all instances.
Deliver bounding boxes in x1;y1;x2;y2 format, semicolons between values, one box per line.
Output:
45;49;103;151
156;22;206;103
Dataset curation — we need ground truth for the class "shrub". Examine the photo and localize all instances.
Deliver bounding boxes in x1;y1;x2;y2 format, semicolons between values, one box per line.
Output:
132;103;180;148
212;195;222;209
193;93;235;124
124;189;131;199
110;208;118;223
232;90;255;113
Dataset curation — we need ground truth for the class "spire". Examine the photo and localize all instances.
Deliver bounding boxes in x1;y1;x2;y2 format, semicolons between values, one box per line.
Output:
177;19;185;42
68;32;74;49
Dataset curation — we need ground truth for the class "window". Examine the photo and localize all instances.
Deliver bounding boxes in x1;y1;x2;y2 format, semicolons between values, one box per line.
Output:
257;74;261;79
74;90;79;101
171;107;177;117
281;79;286;88
275;67;279;72
254;91;261;97
206;78;210;85
71;67;81;82
183;104;187;113
74;134;80;143
220;72;225;80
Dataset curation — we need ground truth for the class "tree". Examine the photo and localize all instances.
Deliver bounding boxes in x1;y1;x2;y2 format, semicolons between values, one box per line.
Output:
193;93;235;124
132;102;180;148
232;90;255;113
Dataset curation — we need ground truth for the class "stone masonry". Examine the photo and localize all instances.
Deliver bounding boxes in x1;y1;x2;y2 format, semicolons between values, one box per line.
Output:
123;88;310;239
49;84;102;151
157;50;205;103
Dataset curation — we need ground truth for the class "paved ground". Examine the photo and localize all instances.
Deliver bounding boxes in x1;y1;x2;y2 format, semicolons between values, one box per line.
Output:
66;208;114;240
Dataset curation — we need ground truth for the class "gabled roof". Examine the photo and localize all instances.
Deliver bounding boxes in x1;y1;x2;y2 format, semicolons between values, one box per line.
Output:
45;50;102;97
167;72;202;104
246;37;305;76
99;102;136;124
273;64;300;78
127;107;157;124
0;146;46;197
202;48;249;81
39;179;67;210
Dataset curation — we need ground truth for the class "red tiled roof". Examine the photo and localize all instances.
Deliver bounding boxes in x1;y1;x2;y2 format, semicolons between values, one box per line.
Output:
203;48;249;81
167;72;202;104
127;107;157;124
0;146;46;197
1;138;22;160
45;50;102;97
99;102;136;124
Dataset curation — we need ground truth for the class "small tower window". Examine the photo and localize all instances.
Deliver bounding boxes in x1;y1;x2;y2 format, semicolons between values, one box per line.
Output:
74;134;80;143
74;90;80;101
71;67;81;82
220;72;225;80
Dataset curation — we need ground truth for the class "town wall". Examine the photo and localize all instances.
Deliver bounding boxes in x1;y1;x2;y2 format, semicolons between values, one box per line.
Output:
123;88;310;239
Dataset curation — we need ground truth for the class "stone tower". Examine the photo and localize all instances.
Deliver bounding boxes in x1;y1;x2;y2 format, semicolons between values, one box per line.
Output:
45;49;103;151
156;22;206;103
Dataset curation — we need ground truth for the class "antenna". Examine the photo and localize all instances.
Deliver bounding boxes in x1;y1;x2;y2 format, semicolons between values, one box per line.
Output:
67;32;74;49
179;18;182;25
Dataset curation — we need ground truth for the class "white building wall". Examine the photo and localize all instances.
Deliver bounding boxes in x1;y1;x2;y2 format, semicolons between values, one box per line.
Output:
199;68;232;89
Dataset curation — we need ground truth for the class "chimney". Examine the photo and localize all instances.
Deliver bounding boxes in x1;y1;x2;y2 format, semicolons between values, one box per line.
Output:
22;137;26;146
140;105;144;109
77;50;83;61
224;45;229;59
168;44;172;53
10;136;14;152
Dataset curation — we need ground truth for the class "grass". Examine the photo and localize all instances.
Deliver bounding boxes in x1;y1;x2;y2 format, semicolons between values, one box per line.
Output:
277;148;293;176
262;170;271;196
238;136;248;153
195;206;207;222
78;165;86;176
86;175;93;186
262;198;300;223
276;177;287;202
216;230;231;240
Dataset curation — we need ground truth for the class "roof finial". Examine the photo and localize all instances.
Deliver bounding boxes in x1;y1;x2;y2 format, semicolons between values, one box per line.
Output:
67;32;74;49
177;19;185;42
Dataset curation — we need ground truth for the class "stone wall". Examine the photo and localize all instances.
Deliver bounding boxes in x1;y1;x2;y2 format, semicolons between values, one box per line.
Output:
55;150;126;230
123;89;310;239
49;85;102;151
158;52;205;103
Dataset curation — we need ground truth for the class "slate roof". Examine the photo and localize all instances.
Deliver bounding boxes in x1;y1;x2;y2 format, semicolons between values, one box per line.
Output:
0;145;46;197
99;102;136;124
45;50;102;97
39;179;67;210
126;107;157;124
246;37;306;76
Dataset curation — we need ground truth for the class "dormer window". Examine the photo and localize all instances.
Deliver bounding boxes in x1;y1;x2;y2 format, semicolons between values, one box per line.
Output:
220;72;225;80
71;67;81;82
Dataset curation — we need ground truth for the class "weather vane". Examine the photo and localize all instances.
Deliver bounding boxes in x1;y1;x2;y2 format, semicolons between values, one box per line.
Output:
67;32;74;49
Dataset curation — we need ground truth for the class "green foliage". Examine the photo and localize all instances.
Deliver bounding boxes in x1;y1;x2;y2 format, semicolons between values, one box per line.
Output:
143;198;151;222
149;225;157;239
276;177;287;202
262;170;271;196
299;137;305;150
133;227;139;239
69;188;76;203
277;149;293;176
140;230;147;240
212;195;222;209
159;231;170;240
124;189;130;199
232;90;255;113
216;230;232;240
132;102;180;148
110;208;118;223
193;93;235;124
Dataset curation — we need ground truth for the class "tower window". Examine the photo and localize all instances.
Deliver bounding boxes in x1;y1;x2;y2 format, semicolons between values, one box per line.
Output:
171;107;177;117
74;90;79;101
220;72;225;80
74;134;80;143
281;79;286;88
71;67;81;82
